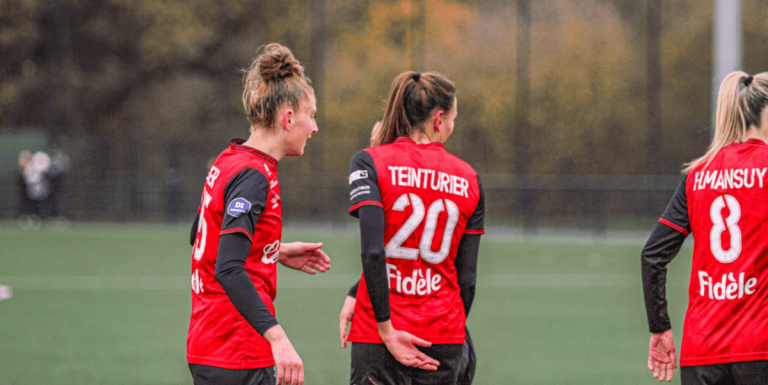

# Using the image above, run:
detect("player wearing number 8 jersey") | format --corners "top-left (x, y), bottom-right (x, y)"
top-left (347, 71), bottom-right (484, 385)
top-left (642, 71), bottom-right (768, 384)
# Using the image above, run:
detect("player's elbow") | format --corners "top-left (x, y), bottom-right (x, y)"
top-left (361, 247), bottom-right (386, 266)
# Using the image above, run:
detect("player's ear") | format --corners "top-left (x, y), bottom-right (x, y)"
top-left (281, 109), bottom-right (293, 131)
top-left (433, 110), bottom-right (444, 133)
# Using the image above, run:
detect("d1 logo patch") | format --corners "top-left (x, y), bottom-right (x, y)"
top-left (227, 198), bottom-right (251, 217)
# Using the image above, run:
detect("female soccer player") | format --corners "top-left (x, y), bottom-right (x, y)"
top-left (347, 71), bottom-right (484, 384)
top-left (642, 71), bottom-right (768, 384)
top-left (187, 43), bottom-right (330, 385)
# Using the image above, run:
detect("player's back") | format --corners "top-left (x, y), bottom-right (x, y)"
top-left (349, 137), bottom-right (483, 344)
top-left (682, 138), bottom-right (768, 366)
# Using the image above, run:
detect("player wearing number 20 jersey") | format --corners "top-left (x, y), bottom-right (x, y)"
top-left (348, 137), bottom-right (484, 344)
top-left (643, 72), bottom-right (768, 384)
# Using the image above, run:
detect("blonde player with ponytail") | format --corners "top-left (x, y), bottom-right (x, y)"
top-left (642, 71), bottom-right (768, 384)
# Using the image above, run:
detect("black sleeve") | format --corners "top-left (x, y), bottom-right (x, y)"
top-left (190, 213), bottom-right (200, 246)
top-left (465, 175), bottom-right (485, 232)
top-left (221, 168), bottom-right (270, 239)
top-left (641, 175), bottom-right (690, 333)
top-left (659, 175), bottom-right (691, 234)
top-left (455, 233), bottom-right (481, 317)
top-left (213, 168), bottom-right (277, 336)
top-left (358, 205), bottom-right (390, 323)
top-left (215, 233), bottom-right (278, 336)
top-left (348, 280), bottom-right (360, 298)
top-left (349, 150), bottom-right (382, 218)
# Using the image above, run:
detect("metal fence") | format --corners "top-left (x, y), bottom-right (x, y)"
top-left (1, 173), bottom-right (682, 234)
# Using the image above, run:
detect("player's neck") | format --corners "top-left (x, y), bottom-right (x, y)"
top-left (243, 126), bottom-right (285, 161)
top-left (409, 129), bottom-right (440, 145)
top-left (744, 124), bottom-right (768, 145)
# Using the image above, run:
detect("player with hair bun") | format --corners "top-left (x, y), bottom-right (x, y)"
top-left (187, 43), bottom-right (330, 385)
top-left (346, 71), bottom-right (484, 385)
top-left (642, 71), bottom-right (768, 384)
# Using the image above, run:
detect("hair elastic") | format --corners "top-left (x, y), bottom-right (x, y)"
top-left (412, 73), bottom-right (421, 82)
top-left (745, 75), bottom-right (754, 86)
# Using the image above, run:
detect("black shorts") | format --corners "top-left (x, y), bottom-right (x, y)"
top-left (189, 363), bottom-right (276, 385)
top-left (681, 360), bottom-right (768, 385)
top-left (457, 328), bottom-right (476, 385)
top-left (350, 342), bottom-right (463, 385)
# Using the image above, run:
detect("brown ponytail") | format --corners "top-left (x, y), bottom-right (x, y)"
top-left (684, 71), bottom-right (768, 172)
top-left (373, 71), bottom-right (456, 146)
top-left (242, 43), bottom-right (314, 128)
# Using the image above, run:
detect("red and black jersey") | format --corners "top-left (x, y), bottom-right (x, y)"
top-left (643, 138), bottom-right (768, 366)
top-left (348, 137), bottom-right (484, 345)
top-left (187, 139), bottom-right (282, 369)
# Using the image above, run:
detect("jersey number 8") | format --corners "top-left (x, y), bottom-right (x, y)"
top-left (710, 194), bottom-right (742, 264)
top-left (386, 193), bottom-right (459, 264)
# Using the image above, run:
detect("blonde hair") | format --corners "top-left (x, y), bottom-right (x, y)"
top-left (684, 71), bottom-right (768, 172)
top-left (242, 43), bottom-right (313, 128)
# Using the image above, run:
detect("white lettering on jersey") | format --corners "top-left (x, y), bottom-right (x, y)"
top-left (349, 170), bottom-right (369, 184)
top-left (387, 166), bottom-right (469, 198)
top-left (386, 264), bottom-right (442, 296)
top-left (698, 270), bottom-right (757, 300)
top-left (192, 269), bottom-right (204, 294)
top-left (206, 165), bottom-right (220, 188)
top-left (350, 185), bottom-right (371, 200)
top-left (693, 168), bottom-right (767, 191)
top-left (261, 240), bottom-right (280, 264)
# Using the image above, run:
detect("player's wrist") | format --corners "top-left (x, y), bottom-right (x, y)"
top-left (264, 324), bottom-right (288, 344)
top-left (377, 320), bottom-right (395, 339)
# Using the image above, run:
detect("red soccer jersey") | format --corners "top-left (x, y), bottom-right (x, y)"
top-left (664, 139), bottom-right (768, 366)
top-left (347, 137), bottom-right (485, 345)
top-left (187, 139), bottom-right (283, 369)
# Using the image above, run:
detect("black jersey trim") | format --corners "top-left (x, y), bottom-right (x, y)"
top-left (229, 139), bottom-right (278, 166)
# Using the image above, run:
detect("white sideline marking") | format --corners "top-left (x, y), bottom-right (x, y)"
top-left (0, 273), bottom-right (643, 290)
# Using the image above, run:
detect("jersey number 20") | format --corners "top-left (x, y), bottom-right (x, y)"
top-left (710, 194), bottom-right (741, 263)
top-left (386, 193), bottom-right (459, 264)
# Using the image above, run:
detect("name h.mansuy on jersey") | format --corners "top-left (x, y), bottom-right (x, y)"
top-left (692, 167), bottom-right (767, 191)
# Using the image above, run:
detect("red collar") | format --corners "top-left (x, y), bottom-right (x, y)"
top-left (229, 139), bottom-right (278, 166)
top-left (744, 138), bottom-right (767, 146)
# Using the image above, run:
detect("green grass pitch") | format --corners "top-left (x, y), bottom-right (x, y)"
top-left (0, 223), bottom-right (692, 384)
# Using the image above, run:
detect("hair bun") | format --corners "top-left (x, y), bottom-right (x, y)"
top-left (259, 43), bottom-right (304, 82)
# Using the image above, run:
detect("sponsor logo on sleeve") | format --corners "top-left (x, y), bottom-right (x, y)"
top-left (227, 198), bottom-right (251, 217)
top-left (261, 240), bottom-right (281, 264)
top-left (349, 170), bottom-right (368, 184)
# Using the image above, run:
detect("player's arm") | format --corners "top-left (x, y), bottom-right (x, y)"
top-left (340, 280), bottom-right (360, 348)
top-left (190, 213), bottom-right (199, 246)
top-left (641, 174), bottom-right (689, 382)
top-left (214, 168), bottom-right (278, 335)
top-left (641, 174), bottom-right (689, 334)
top-left (455, 175), bottom-right (485, 317)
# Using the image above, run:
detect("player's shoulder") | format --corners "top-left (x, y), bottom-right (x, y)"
top-left (442, 149), bottom-right (479, 179)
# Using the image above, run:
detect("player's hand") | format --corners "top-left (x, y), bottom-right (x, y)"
top-left (378, 321), bottom-right (440, 371)
top-left (339, 296), bottom-right (356, 348)
top-left (648, 330), bottom-right (677, 382)
top-left (265, 325), bottom-right (304, 385)
top-left (278, 242), bottom-right (331, 274)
